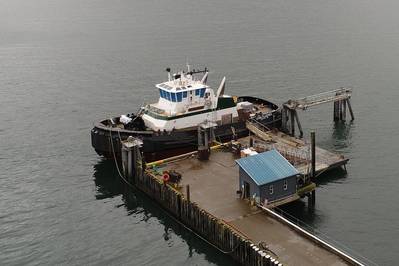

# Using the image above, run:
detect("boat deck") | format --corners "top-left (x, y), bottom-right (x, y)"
top-left (253, 103), bottom-right (274, 114)
top-left (155, 150), bottom-right (348, 265)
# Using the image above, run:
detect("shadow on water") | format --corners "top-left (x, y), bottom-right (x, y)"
top-left (330, 121), bottom-right (354, 149)
top-left (93, 159), bottom-right (237, 266)
top-left (315, 167), bottom-right (348, 186)
top-left (276, 168), bottom-right (348, 231)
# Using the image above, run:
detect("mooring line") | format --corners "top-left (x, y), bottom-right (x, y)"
top-left (109, 126), bottom-right (134, 188)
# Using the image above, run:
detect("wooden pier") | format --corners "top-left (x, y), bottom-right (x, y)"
top-left (118, 135), bottom-right (362, 266)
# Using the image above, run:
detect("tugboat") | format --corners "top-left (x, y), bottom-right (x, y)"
top-left (91, 67), bottom-right (281, 161)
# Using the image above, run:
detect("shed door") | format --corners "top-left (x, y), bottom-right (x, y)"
top-left (243, 181), bottom-right (250, 199)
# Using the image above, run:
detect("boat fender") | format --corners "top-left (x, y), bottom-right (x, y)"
top-left (162, 172), bottom-right (170, 182)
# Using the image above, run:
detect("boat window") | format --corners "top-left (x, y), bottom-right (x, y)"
top-left (159, 89), bottom-right (164, 99)
top-left (176, 92), bottom-right (182, 102)
top-left (283, 180), bottom-right (288, 190)
top-left (166, 91), bottom-right (171, 101)
top-left (182, 91), bottom-right (187, 98)
top-left (200, 88), bottom-right (206, 97)
top-left (171, 92), bottom-right (176, 102)
top-left (269, 185), bottom-right (274, 195)
top-left (176, 87), bottom-right (181, 91)
top-left (195, 89), bottom-right (200, 96)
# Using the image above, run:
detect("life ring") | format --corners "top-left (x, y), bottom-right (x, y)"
top-left (162, 172), bottom-right (170, 182)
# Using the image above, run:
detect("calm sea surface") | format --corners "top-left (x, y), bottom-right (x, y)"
top-left (1, 0), bottom-right (399, 265)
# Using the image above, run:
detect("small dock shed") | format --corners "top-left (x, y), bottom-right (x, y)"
top-left (236, 149), bottom-right (300, 205)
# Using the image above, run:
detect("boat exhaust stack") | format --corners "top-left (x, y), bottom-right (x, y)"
top-left (201, 71), bottom-right (209, 84)
top-left (216, 77), bottom-right (226, 98)
top-left (166, 67), bottom-right (171, 81)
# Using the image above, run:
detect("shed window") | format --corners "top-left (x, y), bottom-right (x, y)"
top-left (269, 185), bottom-right (274, 195)
top-left (283, 180), bottom-right (288, 190)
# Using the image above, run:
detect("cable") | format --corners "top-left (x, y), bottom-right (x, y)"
top-left (109, 126), bottom-right (134, 188)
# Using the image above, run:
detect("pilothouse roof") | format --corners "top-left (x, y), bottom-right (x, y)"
top-left (156, 67), bottom-right (209, 92)
top-left (156, 79), bottom-right (208, 92)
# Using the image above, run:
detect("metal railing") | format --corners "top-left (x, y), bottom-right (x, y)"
top-left (272, 207), bottom-right (378, 266)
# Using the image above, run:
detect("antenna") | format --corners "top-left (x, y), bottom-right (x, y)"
top-left (186, 58), bottom-right (190, 73)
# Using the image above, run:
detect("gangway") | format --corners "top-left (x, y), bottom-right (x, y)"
top-left (282, 87), bottom-right (354, 137)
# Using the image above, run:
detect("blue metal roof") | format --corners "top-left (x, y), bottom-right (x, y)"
top-left (236, 149), bottom-right (299, 186)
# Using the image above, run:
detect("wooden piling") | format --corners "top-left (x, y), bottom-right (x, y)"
top-left (293, 110), bottom-right (303, 138)
top-left (186, 184), bottom-right (190, 202)
top-left (290, 110), bottom-right (295, 136)
top-left (265, 254), bottom-right (271, 266)
top-left (310, 131), bottom-right (316, 179)
top-left (312, 190), bottom-right (316, 206)
top-left (281, 107), bottom-right (287, 133)
top-left (127, 148), bottom-right (133, 179)
top-left (346, 99), bottom-right (354, 120)
top-left (342, 100), bottom-right (347, 121)
top-left (335, 100), bottom-right (339, 121)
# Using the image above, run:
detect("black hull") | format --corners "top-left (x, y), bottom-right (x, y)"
top-left (91, 96), bottom-right (281, 162)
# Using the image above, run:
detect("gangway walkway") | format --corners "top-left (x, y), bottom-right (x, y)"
top-left (282, 88), bottom-right (354, 137)
top-left (245, 119), bottom-right (349, 178)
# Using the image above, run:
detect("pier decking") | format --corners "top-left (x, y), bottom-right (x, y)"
top-left (159, 150), bottom-right (348, 265)
top-left (245, 122), bottom-right (348, 177)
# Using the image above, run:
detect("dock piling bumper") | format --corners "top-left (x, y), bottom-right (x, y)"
top-left (121, 137), bottom-right (143, 184)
